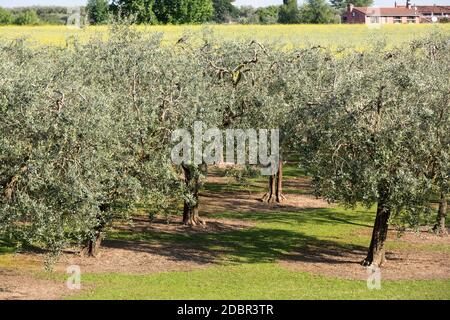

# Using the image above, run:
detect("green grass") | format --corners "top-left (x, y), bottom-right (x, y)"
top-left (0, 239), bottom-right (18, 254)
top-left (71, 264), bottom-right (450, 300)
top-left (203, 163), bottom-right (310, 194)
top-left (386, 242), bottom-right (450, 253)
top-left (69, 204), bottom-right (449, 299)
top-left (107, 206), bottom-right (374, 264)
top-left (283, 164), bottom-right (308, 178)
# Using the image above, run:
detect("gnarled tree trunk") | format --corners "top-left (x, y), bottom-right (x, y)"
top-left (182, 164), bottom-right (204, 226)
top-left (275, 160), bottom-right (286, 203)
top-left (261, 160), bottom-right (286, 203)
top-left (82, 205), bottom-right (108, 257)
top-left (362, 187), bottom-right (391, 267)
top-left (85, 233), bottom-right (102, 257)
top-left (2, 165), bottom-right (28, 202)
top-left (261, 174), bottom-right (276, 203)
top-left (433, 193), bottom-right (448, 236)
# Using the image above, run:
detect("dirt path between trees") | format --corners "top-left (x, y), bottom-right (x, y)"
top-left (0, 269), bottom-right (71, 300)
top-left (280, 231), bottom-right (450, 281)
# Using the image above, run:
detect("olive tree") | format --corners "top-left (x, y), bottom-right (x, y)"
top-left (295, 37), bottom-right (449, 266)
top-left (201, 39), bottom-right (289, 204)
top-left (251, 45), bottom-right (337, 204)
top-left (0, 27), bottom-right (181, 257)
top-left (166, 36), bottom-right (273, 225)
top-left (0, 39), bottom-right (131, 257)
top-left (408, 35), bottom-right (450, 236)
top-left (229, 44), bottom-right (297, 204)
top-left (1, 25), bottom-right (447, 266)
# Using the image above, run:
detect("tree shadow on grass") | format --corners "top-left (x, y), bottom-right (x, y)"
top-left (202, 207), bottom-right (374, 229)
top-left (0, 239), bottom-right (16, 255)
top-left (105, 208), bottom-right (372, 267)
top-left (0, 239), bottom-right (48, 255)
top-left (104, 227), bottom-right (369, 266)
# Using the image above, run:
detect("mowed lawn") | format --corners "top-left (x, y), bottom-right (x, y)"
top-left (2, 208), bottom-right (449, 299)
top-left (71, 264), bottom-right (449, 300)
top-left (68, 206), bottom-right (450, 300)
top-left (70, 166), bottom-right (449, 299)
top-left (1, 24), bottom-right (449, 49)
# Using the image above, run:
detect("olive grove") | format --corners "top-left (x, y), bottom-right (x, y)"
top-left (0, 26), bottom-right (448, 267)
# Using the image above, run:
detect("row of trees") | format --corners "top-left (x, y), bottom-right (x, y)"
top-left (279, 0), bottom-right (338, 24)
top-left (0, 7), bottom-right (42, 25)
top-left (278, 0), bottom-right (377, 24)
top-left (0, 0), bottom-right (374, 26)
top-left (107, 0), bottom-right (214, 24)
top-left (0, 6), bottom-right (91, 26)
top-left (95, 0), bottom-right (374, 25)
top-left (0, 26), bottom-right (448, 266)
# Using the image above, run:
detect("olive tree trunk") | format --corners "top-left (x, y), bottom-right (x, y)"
top-left (362, 187), bottom-right (391, 267)
top-left (82, 205), bottom-right (108, 257)
top-left (182, 164), bottom-right (204, 226)
top-left (275, 160), bottom-right (286, 203)
top-left (433, 193), bottom-right (448, 236)
top-left (85, 233), bottom-right (102, 257)
top-left (261, 160), bottom-right (286, 203)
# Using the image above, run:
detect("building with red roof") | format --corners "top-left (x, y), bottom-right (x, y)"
top-left (343, 1), bottom-right (450, 24)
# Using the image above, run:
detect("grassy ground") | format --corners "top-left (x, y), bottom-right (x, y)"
top-left (0, 240), bottom-right (16, 255)
top-left (0, 24), bottom-right (449, 49)
top-left (1, 164), bottom-right (449, 299)
top-left (71, 264), bottom-right (450, 300)
top-left (66, 165), bottom-right (448, 300)
top-left (68, 204), bottom-right (449, 299)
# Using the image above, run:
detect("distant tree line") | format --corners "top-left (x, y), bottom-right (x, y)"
top-left (0, 0), bottom-right (374, 26)
top-left (0, 6), bottom-right (87, 25)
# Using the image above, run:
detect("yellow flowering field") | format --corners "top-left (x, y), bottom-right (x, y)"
top-left (0, 24), bottom-right (449, 49)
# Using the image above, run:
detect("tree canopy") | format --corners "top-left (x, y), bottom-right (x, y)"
top-left (278, 0), bottom-right (300, 24)
top-left (87, 0), bottom-right (110, 24)
top-left (0, 7), bottom-right (13, 25)
top-left (330, 0), bottom-right (373, 10)
top-left (153, 0), bottom-right (213, 24)
top-left (212, 0), bottom-right (238, 23)
top-left (299, 0), bottom-right (338, 24)
top-left (13, 10), bottom-right (40, 25)
top-left (111, 0), bottom-right (213, 24)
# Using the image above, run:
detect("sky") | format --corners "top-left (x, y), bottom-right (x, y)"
top-left (1, 0), bottom-right (449, 8)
